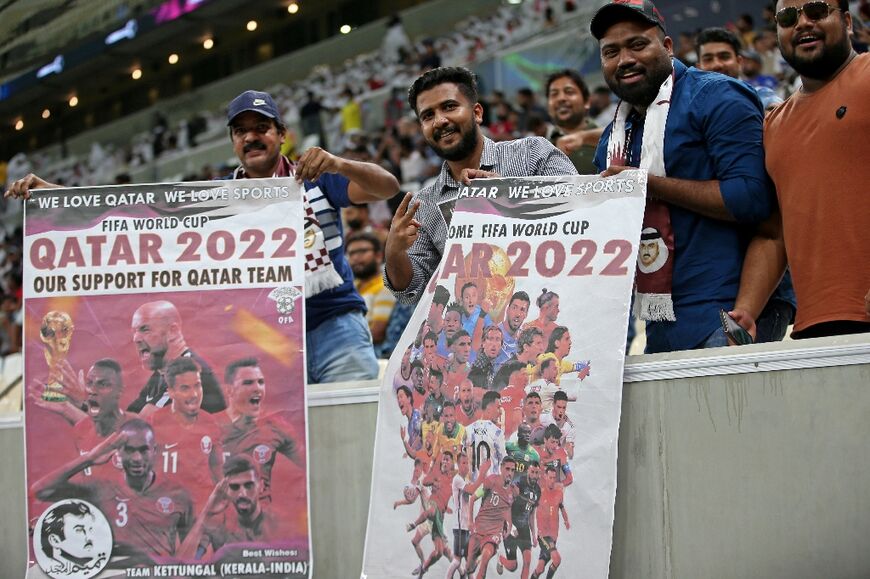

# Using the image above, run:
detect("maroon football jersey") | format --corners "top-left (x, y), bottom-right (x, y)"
top-left (201, 508), bottom-right (295, 552)
top-left (73, 417), bottom-right (125, 481)
top-left (474, 474), bottom-right (517, 536)
top-left (148, 408), bottom-right (223, 512)
top-left (88, 476), bottom-right (193, 558)
top-left (220, 412), bottom-right (302, 503)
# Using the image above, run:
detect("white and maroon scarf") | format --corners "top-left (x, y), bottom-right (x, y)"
top-left (606, 68), bottom-right (676, 321)
top-left (233, 155), bottom-right (343, 297)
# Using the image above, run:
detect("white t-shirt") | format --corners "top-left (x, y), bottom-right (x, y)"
top-left (451, 473), bottom-right (473, 531)
top-left (540, 412), bottom-right (576, 447)
top-left (463, 419), bottom-right (506, 477)
top-left (526, 378), bottom-right (560, 413)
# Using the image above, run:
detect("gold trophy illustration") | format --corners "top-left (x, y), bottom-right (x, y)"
top-left (454, 244), bottom-right (516, 322)
top-left (39, 311), bottom-right (75, 402)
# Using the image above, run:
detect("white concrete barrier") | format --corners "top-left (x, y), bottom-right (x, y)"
top-left (2, 334), bottom-right (869, 578)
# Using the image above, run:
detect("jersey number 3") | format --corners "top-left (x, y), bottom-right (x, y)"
top-left (115, 502), bottom-right (128, 527)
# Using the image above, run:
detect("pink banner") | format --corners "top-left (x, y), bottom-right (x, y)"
top-left (23, 179), bottom-right (311, 579)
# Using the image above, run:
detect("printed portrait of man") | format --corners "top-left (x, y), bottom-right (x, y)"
top-left (38, 500), bottom-right (109, 578)
top-left (637, 227), bottom-right (669, 274)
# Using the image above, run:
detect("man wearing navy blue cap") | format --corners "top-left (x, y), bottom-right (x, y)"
top-left (226, 89), bottom-right (400, 383)
top-left (590, 0), bottom-right (792, 353)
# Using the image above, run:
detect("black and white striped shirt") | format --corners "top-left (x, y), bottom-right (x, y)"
top-left (385, 136), bottom-right (578, 304)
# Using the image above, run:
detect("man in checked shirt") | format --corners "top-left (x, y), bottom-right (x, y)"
top-left (384, 67), bottom-right (577, 304)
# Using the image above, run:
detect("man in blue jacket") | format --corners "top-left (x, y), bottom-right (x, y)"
top-left (590, 1), bottom-right (789, 353)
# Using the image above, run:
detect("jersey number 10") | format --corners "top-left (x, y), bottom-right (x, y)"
top-left (472, 440), bottom-right (491, 472)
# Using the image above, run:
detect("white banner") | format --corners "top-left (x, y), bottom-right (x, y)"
top-left (363, 172), bottom-right (647, 578)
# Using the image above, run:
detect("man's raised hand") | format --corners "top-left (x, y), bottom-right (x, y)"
top-left (294, 147), bottom-right (342, 184)
top-left (386, 193), bottom-right (422, 254)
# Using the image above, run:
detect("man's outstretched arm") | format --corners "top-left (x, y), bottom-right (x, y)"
top-left (294, 147), bottom-right (399, 203)
top-left (32, 432), bottom-right (124, 501)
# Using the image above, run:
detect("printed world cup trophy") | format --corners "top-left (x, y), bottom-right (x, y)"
top-left (454, 244), bottom-right (516, 321)
top-left (39, 311), bottom-right (75, 402)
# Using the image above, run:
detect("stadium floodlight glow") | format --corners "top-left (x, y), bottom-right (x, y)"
top-left (246, 20), bottom-right (258, 31)
top-left (105, 19), bottom-right (138, 45)
top-left (340, 24), bottom-right (352, 34)
top-left (288, 2), bottom-right (299, 13)
top-left (203, 38), bottom-right (214, 49)
top-left (69, 96), bottom-right (79, 107)
top-left (168, 53), bottom-right (179, 64)
top-left (14, 119), bottom-right (23, 131)
top-left (42, 109), bottom-right (51, 119)
top-left (132, 68), bottom-right (143, 79)
top-left (36, 55), bottom-right (65, 79)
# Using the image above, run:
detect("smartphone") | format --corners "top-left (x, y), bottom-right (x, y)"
top-left (719, 309), bottom-right (754, 346)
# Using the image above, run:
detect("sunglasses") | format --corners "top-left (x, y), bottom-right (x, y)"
top-left (775, 1), bottom-right (841, 28)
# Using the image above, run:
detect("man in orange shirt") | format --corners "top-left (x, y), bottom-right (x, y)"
top-left (732, 0), bottom-right (870, 339)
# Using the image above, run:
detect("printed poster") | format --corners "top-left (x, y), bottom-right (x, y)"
top-left (362, 172), bottom-right (646, 579)
top-left (22, 179), bottom-right (311, 578)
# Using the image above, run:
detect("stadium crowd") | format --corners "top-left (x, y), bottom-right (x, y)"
top-left (2, 0), bottom-right (869, 370)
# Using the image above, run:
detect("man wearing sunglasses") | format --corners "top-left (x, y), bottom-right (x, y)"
top-left (732, 1), bottom-right (870, 340)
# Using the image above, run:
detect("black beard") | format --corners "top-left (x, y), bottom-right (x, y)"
top-left (428, 125), bottom-right (479, 162)
top-left (784, 37), bottom-right (852, 81)
top-left (149, 349), bottom-right (167, 371)
top-left (352, 261), bottom-right (379, 279)
top-left (607, 58), bottom-right (673, 108)
top-left (555, 111), bottom-right (585, 132)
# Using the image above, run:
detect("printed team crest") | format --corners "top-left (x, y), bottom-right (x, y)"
top-left (156, 496), bottom-right (174, 514)
top-left (253, 444), bottom-right (272, 464)
top-left (268, 286), bottom-right (302, 322)
top-left (200, 435), bottom-right (213, 454)
top-left (33, 499), bottom-right (113, 579)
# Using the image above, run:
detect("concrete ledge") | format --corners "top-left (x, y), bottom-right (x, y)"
top-left (2, 333), bottom-right (869, 578)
